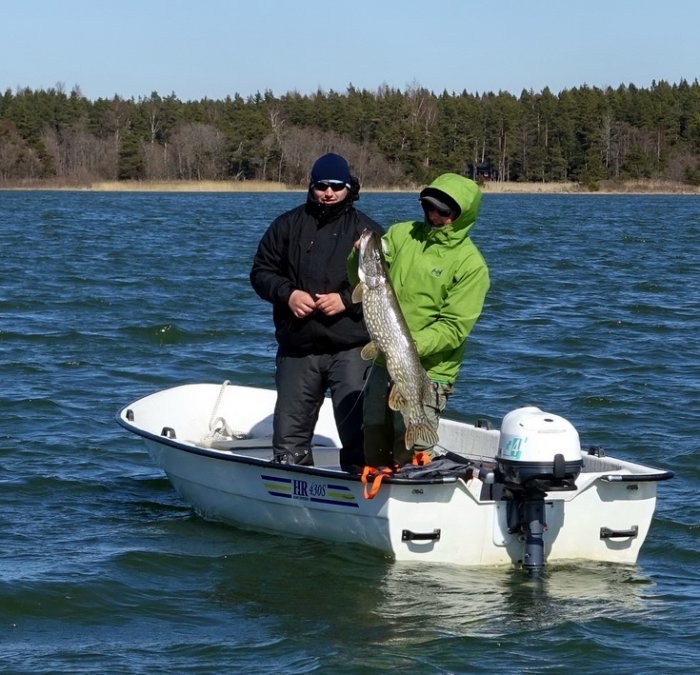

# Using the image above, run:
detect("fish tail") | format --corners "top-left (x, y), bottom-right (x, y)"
top-left (404, 420), bottom-right (439, 450)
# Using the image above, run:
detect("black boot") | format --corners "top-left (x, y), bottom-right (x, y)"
top-left (363, 424), bottom-right (394, 468)
top-left (273, 448), bottom-right (314, 466)
top-left (339, 445), bottom-right (365, 473)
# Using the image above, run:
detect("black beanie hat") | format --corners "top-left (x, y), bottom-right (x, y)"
top-left (419, 187), bottom-right (461, 218)
top-left (310, 153), bottom-right (352, 186)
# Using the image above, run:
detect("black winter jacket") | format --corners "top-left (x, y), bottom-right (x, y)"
top-left (250, 195), bottom-right (384, 355)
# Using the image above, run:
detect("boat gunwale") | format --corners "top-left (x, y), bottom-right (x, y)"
top-left (116, 382), bottom-right (676, 487)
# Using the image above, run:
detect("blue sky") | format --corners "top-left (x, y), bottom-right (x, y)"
top-left (2, 0), bottom-right (698, 101)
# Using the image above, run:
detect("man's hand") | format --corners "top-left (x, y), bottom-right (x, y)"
top-left (315, 292), bottom-right (345, 316)
top-left (288, 290), bottom-right (317, 318)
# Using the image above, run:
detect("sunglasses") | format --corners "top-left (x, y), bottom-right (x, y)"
top-left (422, 201), bottom-right (452, 217)
top-left (313, 182), bottom-right (347, 192)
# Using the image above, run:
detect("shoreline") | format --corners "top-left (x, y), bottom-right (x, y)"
top-left (1, 179), bottom-right (699, 195)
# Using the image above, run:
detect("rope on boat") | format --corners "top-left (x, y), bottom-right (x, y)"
top-left (208, 380), bottom-right (230, 431)
top-left (199, 380), bottom-right (248, 446)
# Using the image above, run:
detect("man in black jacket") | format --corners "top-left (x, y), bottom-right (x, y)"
top-left (250, 153), bottom-right (384, 471)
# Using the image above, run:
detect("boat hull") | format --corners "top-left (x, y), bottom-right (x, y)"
top-left (118, 383), bottom-right (672, 567)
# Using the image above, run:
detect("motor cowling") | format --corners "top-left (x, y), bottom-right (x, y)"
top-left (497, 406), bottom-right (582, 492)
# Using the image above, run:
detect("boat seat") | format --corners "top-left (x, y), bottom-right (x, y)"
top-left (205, 435), bottom-right (339, 465)
top-left (581, 455), bottom-right (623, 472)
top-left (207, 436), bottom-right (275, 450)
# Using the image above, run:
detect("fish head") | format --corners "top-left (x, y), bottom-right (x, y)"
top-left (357, 230), bottom-right (387, 288)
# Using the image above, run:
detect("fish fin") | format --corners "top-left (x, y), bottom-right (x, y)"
top-left (351, 284), bottom-right (363, 303)
top-left (404, 421), bottom-right (439, 450)
top-left (421, 375), bottom-right (436, 404)
top-left (388, 384), bottom-right (406, 411)
top-left (360, 341), bottom-right (380, 360)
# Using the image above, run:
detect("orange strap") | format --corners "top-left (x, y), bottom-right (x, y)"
top-left (361, 465), bottom-right (394, 499)
top-left (412, 452), bottom-right (432, 466)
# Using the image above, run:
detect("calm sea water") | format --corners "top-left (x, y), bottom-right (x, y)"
top-left (1, 190), bottom-right (699, 673)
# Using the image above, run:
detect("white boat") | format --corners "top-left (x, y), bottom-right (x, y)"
top-left (117, 381), bottom-right (673, 571)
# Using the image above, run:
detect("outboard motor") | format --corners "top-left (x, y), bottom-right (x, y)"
top-left (496, 407), bottom-right (583, 574)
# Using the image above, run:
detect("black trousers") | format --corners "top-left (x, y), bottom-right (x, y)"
top-left (273, 347), bottom-right (369, 471)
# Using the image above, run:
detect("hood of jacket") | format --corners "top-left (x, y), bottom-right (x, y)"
top-left (421, 173), bottom-right (482, 246)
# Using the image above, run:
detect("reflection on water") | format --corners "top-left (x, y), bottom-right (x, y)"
top-left (212, 531), bottom-right (655, 648)
top-left (368, 560), bottom-right (652, 640)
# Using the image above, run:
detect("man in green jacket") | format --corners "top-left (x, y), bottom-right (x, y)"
top-left (357, 173), bottom-right (490, 467)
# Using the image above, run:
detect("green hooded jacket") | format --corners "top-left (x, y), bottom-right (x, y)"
top-left (351, 173), bottom-right (489, 384)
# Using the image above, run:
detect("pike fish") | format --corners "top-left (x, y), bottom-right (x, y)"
top-left (352, 230), bottom-right (439, 450)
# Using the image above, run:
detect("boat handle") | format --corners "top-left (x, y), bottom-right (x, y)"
top-left (601, 471), bottom-right (674, 482)
top-left (600, 526), bottom-right (638, 540)
top-left (402, 529), bottom-right (441, 542)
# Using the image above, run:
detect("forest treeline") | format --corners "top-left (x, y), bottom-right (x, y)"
top-left (2, 79), bottom-right (700, 188)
